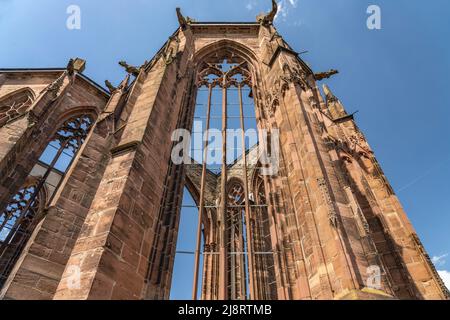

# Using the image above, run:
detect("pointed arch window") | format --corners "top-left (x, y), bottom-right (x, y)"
top-left (169, 48), bottom-right (278, 300)
top-left (0, 113), bottom-right (94, 287)
top-left (0, 88), bottom-right (35, 127)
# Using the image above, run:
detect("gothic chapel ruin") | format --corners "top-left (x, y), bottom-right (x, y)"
top-left (0, 1), bottom-right (448, 300)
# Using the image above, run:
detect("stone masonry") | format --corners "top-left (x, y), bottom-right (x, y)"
top-left (0, 3), bottom-right (448, 300)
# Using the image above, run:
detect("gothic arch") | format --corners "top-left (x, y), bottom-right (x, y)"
top-left (193, 39), bottom-right (262, 91)
top-left (194, 39), bottom-right (259, 67)
top-left (192, 39), bottom-right (269, 134)
top-left (184, 174), bottom-right (201, 206)
top-left (0, 87), bottom-right (35, 127)
top-left (50, 106), bottom-right (98, 138)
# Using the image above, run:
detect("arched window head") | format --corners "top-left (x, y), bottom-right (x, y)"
top-left (0, 88), bottom-right (35, 127)
top-left (196, 60), bottom-right (253, 89)
top-left (54, 115), bottom-right (94, 152)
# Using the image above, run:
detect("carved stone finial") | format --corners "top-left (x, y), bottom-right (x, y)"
top-left (118, 74), bottom-right (130, 90)
top-left (314, 69), bottom-right (339, 81)
top-left (257, 0), bottom-right (278, 26)
top-left (186, 16), bottom-right (196, 24)
top-left (105, 80), bottom-right (117, 93)
top-left (118, 61), bottom-right (140, 77)
top-left (66, 58), bottom-right (86, 75)
top-left (323, 84), bottom-right (337, 102)
top-left (47, 72), bottom-right (66, 97)
top-left (66, 59), bottom-right (75, 76)
top-left (105, 74), bottom-right (130, 94)
top-left (176, 7), bottom-right (188, 30)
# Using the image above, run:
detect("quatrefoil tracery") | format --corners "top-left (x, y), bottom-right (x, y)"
top-left (0, 90), bottom-right (34, 127)
top-left (196, 61), bottom-right (252, 88)
top-left (54, 115), bottom-right (93, 152)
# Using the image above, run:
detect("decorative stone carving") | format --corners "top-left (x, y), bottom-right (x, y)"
top-left (104, 80), bottom-right (117, 93)
top-left (103, 74), bottom-right (130, 98)
top-left (257, 0), bottom-right (278, 27)
top-left (314, 69), bottom-right (339, 81)
top-left (176, 8), bottom-right (195, 30)
top-left (280, 63), bottom-right (310, 92)
top-left (264, 82), bottom-right (281, 118)
top-left (317, 177), bottom-right (338, 227)
top-left (0, 89), bottom-right (34, 127)
top-left (46, 71), bottom-right (66, 98)
top-left (118, 60), bottom-right (140, 77)
top-left (165, 35), bottom-right (181, 65)
top-left (308, 94), bottom-right (319, 109)
top-left (66, 58), bottom-right (75, 76)
top-left (176, 7), bottom-right (188, 30)
top-left (323, 84), bottom-right (338, 103)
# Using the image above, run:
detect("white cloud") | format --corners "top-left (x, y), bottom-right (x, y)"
top-left (245, 0), bottom-right (257, 11)
top-left (438, 270), bottom-right (450, 290)
top-left (288, 0), bottom-right (299, 8)
top-left (275, 0), bottom-right (300, 22)
top-left (246, 0), bottom-right (300, 23)
top-left (432, 253), bottom-right (448, 267)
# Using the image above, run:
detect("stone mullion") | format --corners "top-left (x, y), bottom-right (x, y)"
top-left (201, 242), bottom-right (210, 300)
top-left (210, 221), bottom-right (219, 300)
top-left (251, 206), bottom-right (264, 299)
top-left (202, 217), bottom-right (215, 300)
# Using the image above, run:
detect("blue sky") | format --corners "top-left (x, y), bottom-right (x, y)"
top-left (1, 0), bottom-right (449, 298)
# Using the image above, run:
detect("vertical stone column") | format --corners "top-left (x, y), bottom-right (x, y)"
top-left (53, 33), bottom-right (195, 299)
top-left (321, 84), bottom-right (449, 299)
top-left (263, 50), bottom-right (374, 299)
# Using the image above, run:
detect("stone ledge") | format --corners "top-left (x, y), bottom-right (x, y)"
top-left (336, 287), bottom-right (396, 300)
